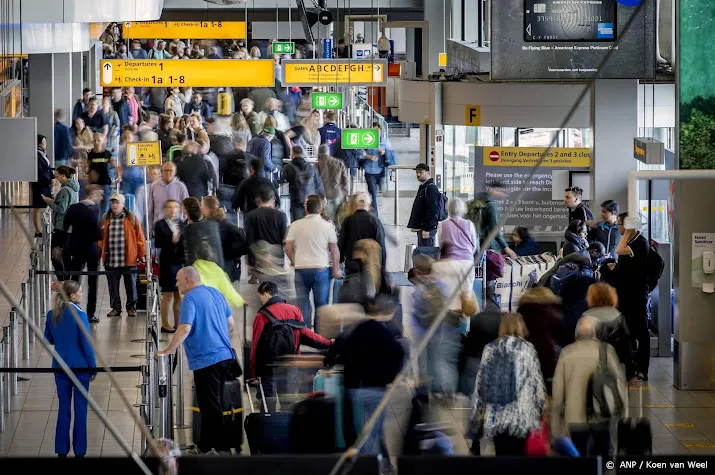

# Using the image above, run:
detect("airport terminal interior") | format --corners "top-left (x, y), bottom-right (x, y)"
top-left (2, 0), bottom-right (715, 472)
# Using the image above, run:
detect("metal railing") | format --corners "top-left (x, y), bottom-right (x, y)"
top-left (387, 165), bottom-right (418, 226)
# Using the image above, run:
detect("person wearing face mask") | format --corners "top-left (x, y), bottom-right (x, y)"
top-left (44, 280), bottom-right (97, 458)
top-left (564, 186), bottom-right (593, 227)
top-left (154, 200), bottom-right (185, 333)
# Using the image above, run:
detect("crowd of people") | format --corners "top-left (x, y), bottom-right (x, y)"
top-left (34, 29), bottom-right (657, 464)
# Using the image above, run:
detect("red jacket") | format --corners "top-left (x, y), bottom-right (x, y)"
top-left (250, 299), bottom-right (331, 377)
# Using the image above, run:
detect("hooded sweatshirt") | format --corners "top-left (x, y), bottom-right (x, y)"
top-left (281, 156), bottom-right (326, 205)
top-left (48, 176), bottom-right (80, 231)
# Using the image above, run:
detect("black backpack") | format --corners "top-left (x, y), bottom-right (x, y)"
top-left (646, 240), bottom-right (665, 293)
top-left (586, 343), bottom-right (625, 420)
top-left (255, 307), bottom-right (305, 376)
top-left (291, 163), bottom-right (317, 204)
top-left (429, 183), bottom-right (448, 221)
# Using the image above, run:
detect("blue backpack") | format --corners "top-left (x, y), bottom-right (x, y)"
top-left (549, 262), bottom-right (593, 297)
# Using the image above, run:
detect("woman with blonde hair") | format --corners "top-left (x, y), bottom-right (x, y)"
top-left (201, 195), bottom-right (246, 282)
top-left (230, 111), bottom-right (252, 145)
top-left (249, 46), bottom-right (261, 59)
top-left (470, 312), bottom-right (546, 456)
top-left (285, 108), bottom-right (321, 149)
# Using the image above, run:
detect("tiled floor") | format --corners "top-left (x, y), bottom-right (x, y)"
top-left (2, 183), bottom-right (715, 458)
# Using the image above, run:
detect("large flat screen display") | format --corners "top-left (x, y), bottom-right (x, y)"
top-left (492, 0), bottom-right (655, 80)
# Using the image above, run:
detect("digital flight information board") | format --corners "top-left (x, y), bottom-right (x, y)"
top-left (491, 0), bottom-right (654, 80)
top-left (524, 0), bottom-right (617, 42)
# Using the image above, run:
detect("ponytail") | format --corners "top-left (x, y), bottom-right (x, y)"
top-left (51, 280), bottom-right (82, 325)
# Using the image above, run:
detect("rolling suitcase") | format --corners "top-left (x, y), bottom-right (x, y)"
top-left (412, 246), bottom-right (440, 261)
top-left (244, 378), bottom-right (293, 454)
top-left (330, 277), bottom-right (343, 304)
top-left (617, 383), bottom-right (652, 455)
top-left (313, 369), bottom-right (346, 449)
top-left (191, 377), bottom-right (244, 451)
top-left (290, 392), bottom-right (337, 453)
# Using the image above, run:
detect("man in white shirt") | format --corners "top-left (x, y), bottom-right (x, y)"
top-left (285, 195), bottom-right (341, 331)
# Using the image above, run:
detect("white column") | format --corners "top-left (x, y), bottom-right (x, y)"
top-left (592, 79), bottom-right (639, 208)
top-left (53, 53), bottom-right (73, 128)
top-left (71, 51), bottom-right (84, 121)
top-left (424, 0), bottom-right (445, 75)
top-left (28, 54), bottom-right (55, 164)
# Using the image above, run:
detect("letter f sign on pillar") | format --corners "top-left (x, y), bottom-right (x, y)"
top-left (465, 105), bottom-right (481, 126)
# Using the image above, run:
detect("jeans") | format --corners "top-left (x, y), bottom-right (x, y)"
top-left (55, 373), bottom-right (91, 456)
top-left (106, 266), bottom-right (138, 311)
top-left (101, 185), bottom-right (112, 214)
top-left (294, 268), bottom-right (330, 330)
top-left (69, 245), bottom-right (100, 317)
top-left (417, 230), bottom-right (437, 247)
top-left (365, 173), bottom-right (380, 216)
top-left (120, 166), bottom-right (144, 196)
top-left (290, 202), bottom-right (305, 223)
top-left (346, 388), bottom-right (390, 461)
top-left (416, 324), bottom-right (462, 394)
top-left (193, 359), bottom-right (232, 453)
top-left (218, 184), bottom-right (237, 225)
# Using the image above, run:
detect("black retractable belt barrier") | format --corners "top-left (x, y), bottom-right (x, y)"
top-left (0, 366), bottom-right (142, 373)
top-left (35, 269), bottom-right (139, 276)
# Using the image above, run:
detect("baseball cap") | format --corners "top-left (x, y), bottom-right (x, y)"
top-left (414, 163), bottom-right (430, 172)
top-left (355, 191), bottom-right (372, 206)
top-left (262, 126), bottom-right (276, 135)
top-left (109, 193), bottom-right (125, 205)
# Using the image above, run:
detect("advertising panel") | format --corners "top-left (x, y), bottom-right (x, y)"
top-left (491, 0), bottom-right (655, 80)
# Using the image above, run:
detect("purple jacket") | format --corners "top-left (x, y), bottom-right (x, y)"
top-left (147, 177), bottom-right (189, 226)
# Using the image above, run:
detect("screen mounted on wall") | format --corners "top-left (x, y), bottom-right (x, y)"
top-left (492, 0), bottom-right (655, 80)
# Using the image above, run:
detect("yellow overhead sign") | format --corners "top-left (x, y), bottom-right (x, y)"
top-left (282, 59), bottom-right (388, 86)
top-left (465, 105), bottom-right (481, 126)
top-left (100, 60), bottom-right (275, 88)
top-left (483, 147), bottom-right (591, 168)
top-left (127, 142), bottom-right (162, 166)
top-left (122, 21), bottom-right (247, 39)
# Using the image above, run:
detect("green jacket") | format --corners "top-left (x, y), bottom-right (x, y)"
top-left (50, 177), bottom-right (80, 232)
top-left (465, 192), bottom-right (508, 252)
top-left (193, 259), bottom-right (245, 308)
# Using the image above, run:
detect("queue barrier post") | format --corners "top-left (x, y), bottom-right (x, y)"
top-left (9, 310), bottom-right (18, 395)
top-left (29, 249), bottom-right (39, 344)
top-left (156, 353), bottom-right (172, 440)
top-left (0, 330), bottom-right (5, 430)
top-left (21, 281), bottom-right (30, 360)
top-left (3, 326), bottom-right (11, 413)
top-left (175, 344), bottom-right (186, 429)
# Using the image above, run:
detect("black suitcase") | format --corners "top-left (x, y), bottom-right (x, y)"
top-left (413, 246), bottom-right (440, 261)
top-left (290, 392), bottom-right (337, 454)
top-left (617, 384), bottom-right (652, 455)
top-left (192, 377), bottom-right (244, 451)
top-left (244, 378), bottom-right (293, 454)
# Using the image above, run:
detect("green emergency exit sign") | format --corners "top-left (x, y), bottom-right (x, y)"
top-left (312, 92), bottom-right (343, 110)
top-left (341, 129), bottom-right (379, 149)
top-left (272, 41), bottom-right (295, 55)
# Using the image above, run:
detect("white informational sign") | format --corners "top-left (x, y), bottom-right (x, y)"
top-left (692, 233), bottom-right (715, 291)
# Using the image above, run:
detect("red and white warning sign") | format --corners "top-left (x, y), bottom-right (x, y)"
top-left (489, 150), bottom-right (500, 162)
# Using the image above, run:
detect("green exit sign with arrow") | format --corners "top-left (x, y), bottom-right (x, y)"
top-left (272, 41), bottom-right (295, 55)
top-left (312, 92), bottom-right (343, 110)
top-left (341, 129), bottom-right (379, 149)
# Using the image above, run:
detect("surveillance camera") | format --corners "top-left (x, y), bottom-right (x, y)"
top-left (318, 9), bottom-right (333, 25)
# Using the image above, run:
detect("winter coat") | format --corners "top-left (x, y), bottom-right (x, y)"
top-left (407, 178), bottom-right (442, 232)
top-left (563, 230), bottom-right (588, 257)
top-left (281, 156), bottom-right (326, 205)
top-left (582, 306), bottom-right (634, 378)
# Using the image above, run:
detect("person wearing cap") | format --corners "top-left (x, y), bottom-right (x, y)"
top-left (602, 212), bottom-right (650, 381)
top-left (101, 193), bottom-right (146, 318)
top-left (247, 126), bottom-right (277, 179)
top-left (407, 163), bottom-right (442, 247)
top-left (338, 191), bottom-right (387, 268)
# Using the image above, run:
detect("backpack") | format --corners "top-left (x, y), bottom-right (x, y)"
top-left (549, 262), bottom-right (593, 297)
top-left (254, 306), bottom-right (305, 376)
top-left (477, 340), bottom-right (517, 405)
top-left (429, 183), bottom-right (448, 221)
top-left (586, 343), bottom-right (625, 420)
top-left (413, 276), bottom-right (447, 330)
top-left (291, 163), bottom-right (317, 204)
top-left (646, 240), bottom-right (665, 293)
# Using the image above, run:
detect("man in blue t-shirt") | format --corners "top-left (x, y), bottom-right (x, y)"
top-left (158, 266), bottom-right (235, 454)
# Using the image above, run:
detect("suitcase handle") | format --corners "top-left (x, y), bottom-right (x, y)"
top-left (246, 377), bottom-right (270, 414)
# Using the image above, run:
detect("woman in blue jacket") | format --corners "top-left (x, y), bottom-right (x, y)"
top-left (511, 226), bottom-right (539, 256)
top-left (44, 280), bottom-right (97, 458)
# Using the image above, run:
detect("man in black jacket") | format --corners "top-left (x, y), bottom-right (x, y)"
top-left (64, 185), bottom-right (103, 323)
top-left (407, 163), bottom-right (442, 247)
top-left (587, 199), bottom-right (622, 259)
top-left (338, 191), bottom-right (386, 267)
top-left (176, 141), bottom-right (213, 199)
top-left (232, 158), bottom-right (280, 215)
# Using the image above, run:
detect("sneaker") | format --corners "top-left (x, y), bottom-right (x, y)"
top-left (88, 315), bottom-right (100, 324)
top-left (161, 326), bottom-right (176, 334)
top-left (635, 372), bottom-right (649, 382)
top-left (127, 309), bottom-right (137, 317)
top-left (107, 309), bottom-right (121, 317)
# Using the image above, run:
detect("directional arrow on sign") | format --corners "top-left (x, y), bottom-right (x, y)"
top-left (363, 133), bottom-right (375, 145)
top-left (374, 65), bottom-right (381, 71)
top-left (104, 63), bottom-right (111, 71)
top-left (526, 23), bottom-right (532, 36)
top-left (328, 96), bottom-right (339, 107)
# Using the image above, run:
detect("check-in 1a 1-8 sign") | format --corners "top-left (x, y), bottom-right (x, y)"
top-left (312, 92), bottom-right (343, 109)
top-left (341, 129), bottom-right (379, 149)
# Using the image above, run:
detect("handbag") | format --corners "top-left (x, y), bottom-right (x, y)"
top-left (526, 419), bottom-right (551, 456)
top-left (485, 250), bottom-right (505, 281)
